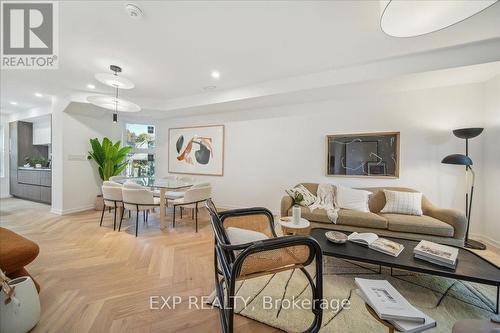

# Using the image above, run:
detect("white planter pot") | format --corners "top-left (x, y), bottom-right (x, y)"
top-left (0, 276), bottom-right (41, 333)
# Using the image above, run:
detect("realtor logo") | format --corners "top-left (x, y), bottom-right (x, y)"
top-left (1, 1), bottom-right (59, 69)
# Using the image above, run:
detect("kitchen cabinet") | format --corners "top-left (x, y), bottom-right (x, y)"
top-left (40, 187), bottom-right (51, 204)
top-left (9, 121), bottom-right (51, 204)
top-left (33, 118), bottom-right (51, 145)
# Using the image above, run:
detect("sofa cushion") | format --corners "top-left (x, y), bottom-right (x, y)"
top-left (382, 214), bottom-right (454, 237)
top-left (337, 209), bottom-right (388, 229)
top-left (290, 207), bottom-right (388, 229)
top-left (381, 190), bottom-right (423, 216)
top-left (289, 206), bottom-right (331, 224)
top-left (336, 185), bottom-right (371, 212)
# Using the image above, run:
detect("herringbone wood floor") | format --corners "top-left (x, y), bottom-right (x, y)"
top-left (0, 198), bottom-right (281, 333)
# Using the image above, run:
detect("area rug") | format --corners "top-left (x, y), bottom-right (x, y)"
top-left (210, 257), bottom-right (499, 332)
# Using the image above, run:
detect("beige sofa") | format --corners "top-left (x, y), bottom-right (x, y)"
top-left (281, 183), bottom-right (467, 247)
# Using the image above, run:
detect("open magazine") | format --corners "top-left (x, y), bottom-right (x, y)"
top-left (348, 232), bottom-right (404, 257)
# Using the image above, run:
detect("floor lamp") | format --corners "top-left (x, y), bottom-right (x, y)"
top-left (441, 127), bottom-right (485, 250)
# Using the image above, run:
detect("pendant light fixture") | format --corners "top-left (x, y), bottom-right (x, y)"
top-left (87, 65), bottom-right (140, 122)
top-left (380, 0), bottom-right (498, 37)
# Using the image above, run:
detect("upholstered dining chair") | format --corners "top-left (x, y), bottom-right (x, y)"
top-left (166, 176), bottom-right (197, 201)
top-left (121, 182), bottom-right (160, 237)
top-left (101, 181), bottom-right (124, 230)
top-left (153, 176), bottom-right (187, 202)
top-left (205, 199), bottom-right (323, 333)
top-left (192, 182), bottom-right (211, 188)
top-left (109, 175), bottom-right (129, 183)
top-left (170, 186), bottom-right (212, 232)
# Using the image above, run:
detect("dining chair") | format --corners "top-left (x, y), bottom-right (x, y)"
top-left (205, 199), bottom-right (323, 333)
top-left (192, 182), bottom-right (211, 188)
top-left (153, 176), bottom-right (186, 202)
top-left (170, 186), bottom-right (212, 232)
top-left (121, 183), bottom-right (160, 237)
top-left (101, 182), bottom-right (123, 230)
top-left (109, 175), bottom-right (129, 183)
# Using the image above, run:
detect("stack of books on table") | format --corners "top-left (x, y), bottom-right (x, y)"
top-left (413, 240), bottom-right (458, 269)
top-left (355, 278), bottom-right (436, 333)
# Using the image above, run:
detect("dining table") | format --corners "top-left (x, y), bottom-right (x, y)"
top-left (115, 177), bottom-right (194, 229)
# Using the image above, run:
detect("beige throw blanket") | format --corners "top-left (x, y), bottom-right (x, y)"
top-left (309, 183), bottom-right (339, 224)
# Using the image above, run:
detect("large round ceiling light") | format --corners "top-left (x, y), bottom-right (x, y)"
top-left (87, 95), bottom-right (141, 112)
top-left (90, 65), bottom-right (140, 122)
top-left (380, 0), bottom-right (498, 37)
top-left (95, 73), bottom-right (134, 89)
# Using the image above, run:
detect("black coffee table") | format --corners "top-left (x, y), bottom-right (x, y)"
top-left (310, 228), bottom-right (500, 314)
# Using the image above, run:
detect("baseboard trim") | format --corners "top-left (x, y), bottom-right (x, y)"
top-left (51, 205), bottom-right (96, 215)
top-left (469, 233), bottom-right (500, 253)
top-left (0, 195), bottom-right (13, 199)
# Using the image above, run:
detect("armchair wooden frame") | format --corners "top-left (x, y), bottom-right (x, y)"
top-left (205, 199), bottom-right (323, 333)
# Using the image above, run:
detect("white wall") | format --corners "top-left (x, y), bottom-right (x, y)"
top-left (0, 114), bottom-right (10, 198)
top-left (157, 83), bottom-right (486, 235)
top-left (51, 103), bottom-right (121, 214)
top-left (480, 76), bottom-right (500, 247)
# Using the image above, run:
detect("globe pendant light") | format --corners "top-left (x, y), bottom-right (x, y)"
top-left (87, 65), bottom-right (140, 122)
top-left (380, 0), bottom-right (498, 37)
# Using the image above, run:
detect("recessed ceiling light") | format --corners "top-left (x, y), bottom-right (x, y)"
top-left (211, 70), bottom-right (220, 79)
top-left (35, 92), bottom-right (43, 98)
top-left (203, 85), bottom-right (217, 91)
top-left (10, 101), bottom-right (18, 105)
top-left (87, 84), bottom-right (96, 89)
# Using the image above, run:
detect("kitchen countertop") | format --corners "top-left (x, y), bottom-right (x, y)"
top-left (18, 167), bottom-right (52, 171)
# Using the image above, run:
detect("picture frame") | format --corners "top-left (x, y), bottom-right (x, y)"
top-left (168, 125), bottom-right (225, 176)
top-left (326, 131), bottom-right (399, 178)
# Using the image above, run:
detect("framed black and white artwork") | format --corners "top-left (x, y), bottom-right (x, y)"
top-left (326, 132), bottom-right (399, 178)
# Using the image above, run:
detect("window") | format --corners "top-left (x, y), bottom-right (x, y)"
top-left (124, 123), bottom-right (156, 181)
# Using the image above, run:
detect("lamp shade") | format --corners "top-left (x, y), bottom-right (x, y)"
top-left (380, 0), bottom-right (498, 37)
top-left (452, 128), bottom-right (484, 139)
top-left (441, 154), bottom-right (473, 166)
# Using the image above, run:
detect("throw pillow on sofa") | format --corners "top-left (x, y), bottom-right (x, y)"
top-left (286, 184), bottom-right (316, 206)
top-left (336, 185), bottom-right (371, 212)
top-left (381, 190), bottom-right (423, 216)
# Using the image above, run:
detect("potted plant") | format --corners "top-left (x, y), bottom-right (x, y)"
top-left (87, 138), bottom-right (132, 210)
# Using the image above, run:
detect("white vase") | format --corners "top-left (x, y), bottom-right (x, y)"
top-left (0, 276), bottom-right (41, 333)
top-left (292, 205), bottom-right (301, 225)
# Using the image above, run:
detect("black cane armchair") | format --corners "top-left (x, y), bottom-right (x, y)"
top-left (205, 199), bottom-right (323, 333)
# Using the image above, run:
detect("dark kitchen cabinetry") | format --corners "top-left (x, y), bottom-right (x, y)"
top-left (9, 121), bottom-right (52, 204)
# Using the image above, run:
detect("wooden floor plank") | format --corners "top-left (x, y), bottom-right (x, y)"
top-left (0, 198), bottom-right (280, 333)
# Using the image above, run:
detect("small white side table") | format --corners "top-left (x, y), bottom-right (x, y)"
top-left (278, 217), bottom-right (310, 235)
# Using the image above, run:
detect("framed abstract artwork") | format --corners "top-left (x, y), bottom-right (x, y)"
top-left (168, 125), bottom-right (225, 176)
top-left (326, 132), bottom-right (399, 178)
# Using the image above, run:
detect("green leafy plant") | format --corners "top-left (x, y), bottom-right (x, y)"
top-left (87, 138), bottom-right (132, 181)
top-left (24, 156), bottom-right (48, 167)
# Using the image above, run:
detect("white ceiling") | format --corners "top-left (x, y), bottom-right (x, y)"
top-left (2, 0), bottom-right (500, 115)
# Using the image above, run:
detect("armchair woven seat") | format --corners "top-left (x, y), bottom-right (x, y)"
top-left (205, 199), bottom-right (323, 333)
